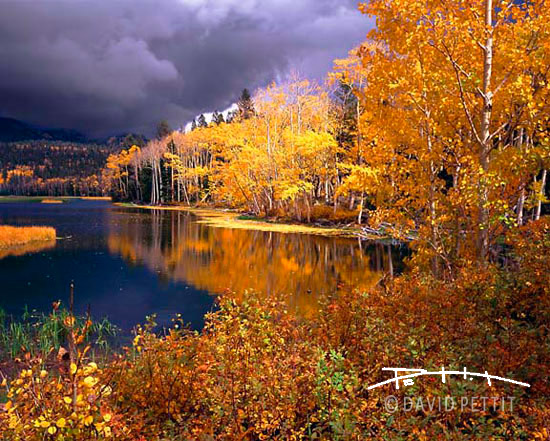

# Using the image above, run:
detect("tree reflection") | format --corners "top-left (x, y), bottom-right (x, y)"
top-left (107, 209), bottom-right (404, 316)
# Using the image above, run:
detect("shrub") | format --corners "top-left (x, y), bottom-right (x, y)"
top-left (1, 361), bottom-right (122, 440)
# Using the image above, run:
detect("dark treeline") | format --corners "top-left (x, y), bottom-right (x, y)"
top-left (0, 141), bottom-right (113, 196)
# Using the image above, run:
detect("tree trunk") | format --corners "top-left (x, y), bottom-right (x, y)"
top-left (536, 169), bottom-right (547, 220)
top-left (357, 191), bottom-right (364, 225)
top-left (478, 0), bottom-right (494, 261)
top-left (157, 162), bottom-right (163, 204)
top-left (387, 244), bottom-right (393, 278)
top-left (517, 188), bottom-right (525, 226)
top-left (348, 194), bottom-right (355, 211)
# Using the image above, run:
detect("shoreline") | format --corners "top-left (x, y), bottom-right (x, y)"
top-left (115, 202), bottom-right (362, 238)
top-left (0, 196), bottom-right (392, 240)
top-left (0, 196), bottom-right (111, 203)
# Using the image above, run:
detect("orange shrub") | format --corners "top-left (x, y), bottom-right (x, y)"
top-left (111, 302), bottom-right (324, 440)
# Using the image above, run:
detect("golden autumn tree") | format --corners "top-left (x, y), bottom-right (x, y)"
top-left (165, 129), bottom-right (213, 204)
top-left (355, 0), bottom-right (550, 273)
top-left (104, 145), bottom-right (140, 200)
top-left (206, 77), bottom-right (340, 220)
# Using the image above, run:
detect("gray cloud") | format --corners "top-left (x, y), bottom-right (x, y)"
top-left (0, 0), bottom-right (373, 137)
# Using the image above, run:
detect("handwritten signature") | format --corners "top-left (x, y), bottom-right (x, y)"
top-left (367, 367), bottom-right (530, 390)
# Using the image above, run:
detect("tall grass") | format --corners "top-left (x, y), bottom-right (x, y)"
top-left (0, 225), bottom-right (56, 249)
top-left (0, 306), bottom-right (119, 361)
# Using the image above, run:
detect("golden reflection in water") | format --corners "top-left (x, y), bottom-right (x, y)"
top-left (0, 240), bottom-right (56, 260)
top-left (108, 209), bottom-right (398, 317)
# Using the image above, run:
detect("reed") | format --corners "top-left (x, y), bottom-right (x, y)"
top-left (0, 306), bottom-right (119, 361)
top-left (0, 225), bottom-right (56, 249)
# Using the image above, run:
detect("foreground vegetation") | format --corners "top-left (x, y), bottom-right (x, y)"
top-left (0, 226), bottom-right (56, 249)
top-left (0, 219), bottom-right (549, 440)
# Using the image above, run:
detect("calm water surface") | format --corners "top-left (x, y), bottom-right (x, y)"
top-left (0, 200), bottom-right (405, 330)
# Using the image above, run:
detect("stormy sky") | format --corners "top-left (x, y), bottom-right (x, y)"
top-left (0, 0), bottom-right (372, 137)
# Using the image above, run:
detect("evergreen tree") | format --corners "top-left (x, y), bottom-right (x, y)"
top-left (191, 119), bottom-right (197, 131)
top-left (237, 89), bottom-right (254, 120)
top-left (225, 110), bottom-right (238, 124)
top-left (197, 114), bottom-right (208, 128)
top-left (156, 120), bottom-right (172, 140)
top-left (123, 133), bottom-right (147, 148)
top-left (212, 111), bottom-right (225, 125)
top-left (332, 81), bottom-right (358, 153)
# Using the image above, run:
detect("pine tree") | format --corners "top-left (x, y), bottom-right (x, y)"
top-left (212, 111), bottom-right (225, 125)
top-left (197, 114), bottom-right (208, 128)
top-left (225, 110), bottom-right (238, 124)
top-left (237, 89), bottom-right (254, 120)
top-left (156, 120), bottom-right (172, 140)
top-left (332, 80), bottom-right (358, 153)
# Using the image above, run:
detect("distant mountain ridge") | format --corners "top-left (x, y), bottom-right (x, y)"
top-left (0, 117), bottom-right (88, 143)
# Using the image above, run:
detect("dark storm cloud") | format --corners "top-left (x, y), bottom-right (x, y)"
top-left (0, 0), bottom-right (373, 137)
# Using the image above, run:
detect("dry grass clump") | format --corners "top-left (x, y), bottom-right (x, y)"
top-left (0, 225), bottom-right (56, 249)
top-left (80, 196), bottom-right (112, 201)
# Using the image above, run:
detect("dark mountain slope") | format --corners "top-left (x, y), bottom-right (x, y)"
top-left (0, 117), bottom-right (87, 142)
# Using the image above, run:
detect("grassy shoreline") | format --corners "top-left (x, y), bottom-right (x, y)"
top-left (0, 196), bottom-right (383, 239)
top-left (116, 202), bottom-right (361, 238)
top-left (0, 196), bottom-right (111, 203)
top-left (0, 225), bottom-right (56, 249)
top-left (0, 196), bottom-right (361, 238)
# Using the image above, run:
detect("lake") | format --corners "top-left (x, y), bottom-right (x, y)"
top-left (0, 200), bottom-right (406, 331)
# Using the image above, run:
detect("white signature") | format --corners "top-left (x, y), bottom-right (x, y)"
top-left (367, 367), bottom-right (530, 390)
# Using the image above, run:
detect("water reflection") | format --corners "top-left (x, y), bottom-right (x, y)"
top-left (108, 209), bottom-right (405, 316)
top-left (0, 201), bottom-right (406, 328)
top-left (0, 240), bottom-right (56, 260)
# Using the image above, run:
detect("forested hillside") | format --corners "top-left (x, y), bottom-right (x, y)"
top-left (0, 119), bottom-right (148, 197)
top-left (0, 141), bottom-right (111, 196)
